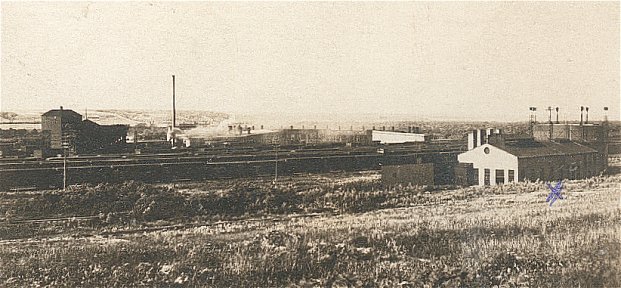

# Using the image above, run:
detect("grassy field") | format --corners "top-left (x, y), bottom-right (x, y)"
top-left (0, 169), bottom-right (619, 287)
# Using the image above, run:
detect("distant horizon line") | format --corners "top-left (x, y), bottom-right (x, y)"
top-left (1, 108), bottom-right (618, 124)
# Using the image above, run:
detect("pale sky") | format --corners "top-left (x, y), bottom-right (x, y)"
top-left (1, 1), bottom-right (619, 121)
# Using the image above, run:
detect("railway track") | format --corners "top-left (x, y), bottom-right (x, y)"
top-left (0, 144), bottom-right (464, 190)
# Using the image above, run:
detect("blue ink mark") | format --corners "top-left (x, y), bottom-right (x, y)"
top-left (546, 181), bottom-right (564, 207)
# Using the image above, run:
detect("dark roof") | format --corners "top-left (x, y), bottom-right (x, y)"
top-left (501, 140), bottom-right (597, 158)
top-left (81, 119), bottom-right (100, 128)
top-left (42, 109), bottom-right (82, 119)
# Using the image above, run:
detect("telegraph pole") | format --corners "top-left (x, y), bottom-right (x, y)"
top-left (63, 149), bottom-right (67, 190)
top-left (274, 145), bottom-right (278, 183)
top-left (62, 124), bottom-right (69, 190)
top-left (172, 75), bottom-right (176, 128)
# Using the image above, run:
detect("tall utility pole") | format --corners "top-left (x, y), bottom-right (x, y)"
top-left (528, 107), bottom-right (537, 136)
top-left (274, 145), bottom-right (278, 183)
top-left (171, 75), bottom-right (176, 148)
top-left (172, 75), bottom-right (176, 128)
top-left (63, 149), bottom-right (67, 190)
top-left (62, 124), bottom-right (69, 190)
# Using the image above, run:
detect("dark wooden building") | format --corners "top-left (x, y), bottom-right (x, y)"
top-left (41, 107), bottom-right (128, 155)
top-left (381, 163), bottom-right (434, 186)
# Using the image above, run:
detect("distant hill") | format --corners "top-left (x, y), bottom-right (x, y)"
top-left (0, 109), bottom-right (230, 128)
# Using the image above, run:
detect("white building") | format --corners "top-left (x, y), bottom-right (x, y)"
top-left (371, 130), bottom-right (426, 144)
top-left (458, 129), bottom-right (602, 186)
top-left (458, 143), bottom-right (518, 185)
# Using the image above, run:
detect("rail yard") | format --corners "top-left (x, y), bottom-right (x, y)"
top-left (0, 141), bottom-right (465, 191)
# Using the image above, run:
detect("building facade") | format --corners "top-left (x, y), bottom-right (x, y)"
top-left (372, 130), bottom-right (427, 144)
top-left (458, 129), bottom-right (605, 186)
top-left (41, 107), bottom-right (83, 151)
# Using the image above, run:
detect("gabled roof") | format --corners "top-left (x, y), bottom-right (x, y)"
top-left (81, 119), bottom-right (100, 128)
top-left (500, 140), bottom-right (597, 158)
top-left (42, 109), bottom-right (82, 119)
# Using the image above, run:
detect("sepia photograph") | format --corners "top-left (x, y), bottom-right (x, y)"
top-left (0, 1), bottom-right (619, 287)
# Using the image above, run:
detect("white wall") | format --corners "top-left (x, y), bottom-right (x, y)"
top-left (458, 144), bottom-right (519, 186)
top-left (372, 130), bottom-right (425, 144)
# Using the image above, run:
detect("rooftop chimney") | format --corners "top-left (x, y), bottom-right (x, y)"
top-left (580, 106), bottom-right (584, 126)
top-left (468, 129), bottom-right (477, 150)
top-left (585, 107), bottom-right (589, 124)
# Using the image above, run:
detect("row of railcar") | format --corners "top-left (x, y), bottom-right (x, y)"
top-left (0, 142), bottom-right (465, 191)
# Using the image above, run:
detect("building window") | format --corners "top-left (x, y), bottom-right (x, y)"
top-left (484, 169), bottom-right (490, 186)
top-left (496, 169), bottom-right (505, 185)
top-left (472, 168), bottom-right (479, 186)
top-left (508, 170), bottom-right (515, 182)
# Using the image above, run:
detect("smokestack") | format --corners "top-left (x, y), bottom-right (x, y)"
top-left (172, 75), bottom-right (176, 128)
top-left (408, 127), bottom-right (412, 133)
top-left (555, 107), bottom-right (559, 124)
top-left (468, 130), bottom-right (476, 150)
top-left (604, 107), bottom-right (609, 123)
top-left (479, 129), bottom-right (486, 145)
top-left (547, 106), bottom-right (552, 124)
top-left (580, 106), bottom-right (584, 126)
top-left (391, 126), bottom-right (395, 132)
top-left (585, 107), bottom-right (589, 124)
top-left (486, 128), bottom-right (493, 137)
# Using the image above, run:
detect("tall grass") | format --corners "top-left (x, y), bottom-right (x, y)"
top-left (0, 173), bottom-right (619, 286)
